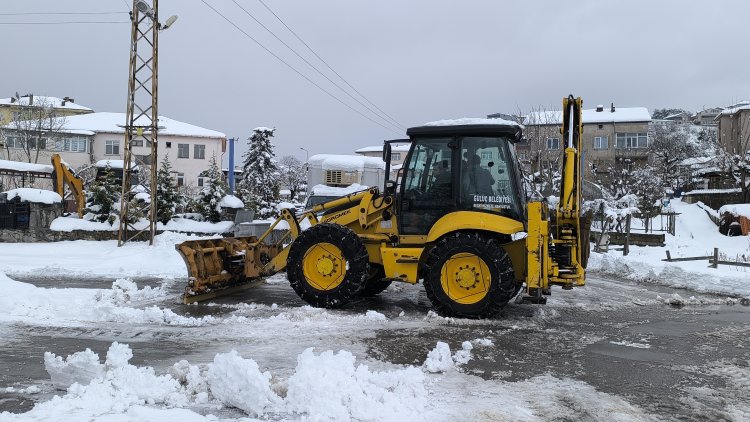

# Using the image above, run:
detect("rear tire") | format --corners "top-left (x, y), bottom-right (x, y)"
top-left (287, 224), bottom-right (369, 308)
top-left (423, 232), bottom-right (516, 318)
top-left (360, 265), bottom-right (392, 297)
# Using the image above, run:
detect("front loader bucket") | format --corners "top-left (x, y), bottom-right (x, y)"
top-left (176, 236), bottom-right (280, 304)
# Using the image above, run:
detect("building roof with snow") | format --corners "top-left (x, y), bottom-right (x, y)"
top-left (354, 144), bottom-right (411, 154)
top-left (0, 96), bottom-right (93, 112)
top-left (307, 154), bottom-right (385, 171)
top-left (57, 112), bottom-right (226, 139)
top-left (2, 188), bottom-right (62, 204)
top-left (524, 107), bottom-right (651, 125)
top-left (0, 159), bottom-right (53, 174)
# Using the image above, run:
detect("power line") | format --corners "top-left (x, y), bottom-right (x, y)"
top-left (256, 0), bottom-right (405, 130)
top-left (199, 0), bottom-right (402, 136)
top-left (0, 12), bottom-right (127, 16)
top-left (0, 21), bottom-right (129, 25)
top-left (230, 0), bottom-right (403, 132)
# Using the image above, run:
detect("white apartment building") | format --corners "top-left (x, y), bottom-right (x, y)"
top-left (2, 112), bottom-right (226, 190)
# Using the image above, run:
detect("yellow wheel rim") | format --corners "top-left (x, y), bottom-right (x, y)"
top-left (440, 252), bottom-right (491, 305)
top-left (302, 242), bottom-right (347, 291)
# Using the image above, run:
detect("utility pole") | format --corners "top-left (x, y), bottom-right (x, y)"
top-left (118, 1), bottom-right (176, 246)
top-left (228, 137), bottom-right (236, 194)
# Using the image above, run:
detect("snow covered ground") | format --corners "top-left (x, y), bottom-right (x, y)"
top-left (588, 198), bottom-right (750, 300)
top-left (1, 200), bottom-right (749, 421)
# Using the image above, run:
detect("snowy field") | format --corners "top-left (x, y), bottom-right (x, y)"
top-left (0, 199), bottom-right (749, 421)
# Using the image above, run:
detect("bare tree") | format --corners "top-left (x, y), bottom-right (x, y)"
top-left (0, 94), bottom-right (67, 163)
top-left (648, 121), bottom-right (699, 189)
top-left (278, 155), bottom-right (306, 201)
top-left (520, 105), bottom-right (563, 196)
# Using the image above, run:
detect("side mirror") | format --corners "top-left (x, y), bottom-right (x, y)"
top-left (385, 180), bottom-right (397, 194)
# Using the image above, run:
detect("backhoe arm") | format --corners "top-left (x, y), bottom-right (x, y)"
top-left (51, 154), bottom-right (85, 217)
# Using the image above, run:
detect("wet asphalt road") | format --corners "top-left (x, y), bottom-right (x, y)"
top-left (1, 274), bottom-right (749, 420)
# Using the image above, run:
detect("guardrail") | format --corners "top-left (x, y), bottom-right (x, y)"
top-left (663, 248), bottom-right (750, 268)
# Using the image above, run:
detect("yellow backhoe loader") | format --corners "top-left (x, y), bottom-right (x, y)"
top-left (51, 154), bottom-right (85, 217)
top-left (177, 95), bottom-right (590, 317)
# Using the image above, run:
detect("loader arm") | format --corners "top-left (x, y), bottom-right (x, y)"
top-left (525, 95), bottom-right (589, 301)
top-left (177, 187), bottom-right (395, 303)
top-left (51, 154), bottom-right (85, 217)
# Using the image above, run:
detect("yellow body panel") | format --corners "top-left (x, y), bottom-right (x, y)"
top-left (426, 211), bottom-right (524, 243)
top-left (380, 246), bottom-right (423, 283)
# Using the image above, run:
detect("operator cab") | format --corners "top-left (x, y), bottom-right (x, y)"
top-left (392, 119), bottom-right (525, 235)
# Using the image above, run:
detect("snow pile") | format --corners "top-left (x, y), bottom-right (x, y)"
top-left (44, 348), bottom-right (105, 389)
top-left (309, 183), bottom-right (369, 197)
top-left (0, 272), bottom-right (214, 327)
top-left (50, 214), bottom-right (234, 234)
top-left (285, 348), bottom-right (427, 421)
top-left (18, 343), bottom-right (428, 422)
top-left (218, 194), bottom-right (243, 209)
top-left (719, 203), bottom-right (750, 219)
top-left (3, 188), bottom-right (62, 204)
top-left (452, 341), bottom-right (474, 365)
top-left (423, 341), bottom-right (454, 373)
top-left (206, 350), bottom-right (279, 416)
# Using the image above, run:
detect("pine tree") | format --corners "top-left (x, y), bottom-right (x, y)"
top-left (239, 127), bottom-right (280, 219)
top-left (199, 154), bottom-right (227, 223)
top-left (156, 155), bottom-right (180, 224)
top-left (83, 165), bottom-right (120, 225)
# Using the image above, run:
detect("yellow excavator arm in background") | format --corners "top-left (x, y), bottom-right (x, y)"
top-left (51, 154), bottom-right (85, 217)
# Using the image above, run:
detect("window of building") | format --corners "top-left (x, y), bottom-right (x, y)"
top-left (518, 152), bottom-right (528, 161)
top-left (615, 133), bottom-right (648, 149)
top-left (105, 140), bottom-right (120, 155)
top-left (132, 139), bottom-right (143, 147)
top-left (197, 177), bottom-right (204, 187)
top-left (177, 172), bottom-right (184, 187)
top-left (6, 136), bottom-right (22, 148)
top-left (177, 143), bottom-right (189, 158)
top-left (546, 137), bottom-right (560, 150)
top-left (166, 141), bottom-right (172, 148)
top-left (391, 153), bottom-right (401, 161)
top-left (593, 136), bottom-right (609, 149)
top-left (194, 144), bottom-right (206, 159)
top-left (480, 151), bottom-right (493, 160)
top-left (598, 124), bottom-right (603, 129)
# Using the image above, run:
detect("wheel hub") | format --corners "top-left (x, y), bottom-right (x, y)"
top-left (316, 255), bottom-right (338, 276)
top-left (455, 265), bottom-right (479, 289)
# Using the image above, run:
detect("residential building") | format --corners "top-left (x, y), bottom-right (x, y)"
top-left (522, 103), bottom-right (652, 177)
top-left (354, 143), bottom-right (410, 168)
top-left (716, 104), bottom-right (750, 155)
top-left (693, 107), bottom-right (723, 126)
top-left (0, 95), bottom-right (93, 125)
top-left (663, 111), bottom-right (692, 124)
top-left (2, 112), bottom-right (226, 191)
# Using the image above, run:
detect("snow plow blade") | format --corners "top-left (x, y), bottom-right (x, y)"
top-left (176, 236), bottom-right (283, 304)
top-left (176, 209), bottom-right (300, 304)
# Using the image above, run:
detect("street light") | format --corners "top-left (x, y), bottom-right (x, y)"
top-left (299, 147), bottom-right (309, 162)
top-left (134, 0), bottom-right (178, 30)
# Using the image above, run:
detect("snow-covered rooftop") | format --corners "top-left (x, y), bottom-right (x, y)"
top-left (13, 112), bottom-right (226, 139)
top-left (354, 144), bottom-right (411, 154)
top-left (524, 107), bottom-right (651, 125)
top-left (719, 204), bottom-right (750, 219)
top-left (717, 104), bottom-right (750, 117)
top-left (308, 154), bottom-right (385, 171)
top-left (0, 158), bottom-right (53, 174)
top-left (422, 117), bottom-right (521, 127)
top-left (0, 95), bottom-right (93, 112)
top-left (96, 159), bottom-right (126, 169)
top-left (3, 188), bottom-right (62, 204)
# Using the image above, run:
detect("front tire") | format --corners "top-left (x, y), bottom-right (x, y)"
top-left (287, 224), bottom-right (369, 308)
top-left (423, 232), bottom-right (516, 318)
top-left (360, 265), bottom-right (392, 297)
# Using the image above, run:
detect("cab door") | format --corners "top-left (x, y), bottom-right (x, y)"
top-left (398, 138), bottom-right (456, 235)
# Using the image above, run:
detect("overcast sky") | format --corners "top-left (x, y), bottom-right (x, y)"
top-left (3, 0), bottom-right (749, 163)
